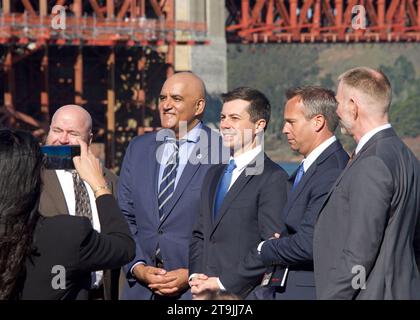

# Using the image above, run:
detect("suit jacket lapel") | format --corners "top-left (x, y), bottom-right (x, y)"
top-left (40, 169), bottom-right (69, 216)
top-left (148, 142), bottom-right (162, 224)
top-left (209, 165), bottom-right (225, 216)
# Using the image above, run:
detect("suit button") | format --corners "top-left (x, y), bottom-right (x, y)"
top-left (158, 229), bottom-right (163, 235)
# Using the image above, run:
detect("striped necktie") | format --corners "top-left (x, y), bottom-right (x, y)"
top-left (155, 139), bottom-right (179, 268)
top-left (158, 139), bottom-right (179, 220)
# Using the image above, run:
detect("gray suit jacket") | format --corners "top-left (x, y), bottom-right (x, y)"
top-left (39, 168), bottom-right (120, 300)
top-left (314, 128), bottom-right (420, 299)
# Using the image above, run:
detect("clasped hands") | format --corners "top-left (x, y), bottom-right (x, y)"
top-left (132, 265), bottom-right (189, 297)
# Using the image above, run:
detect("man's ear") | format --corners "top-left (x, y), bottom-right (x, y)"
top-left (350, 97), bottom-right (359, 120)
top-left (255, 119), bottom-right (266, 133)
top-left (313, 115), bottom-right (326, 132)
top-left (195, 99), bottom-right (206, 117)
top-left (88, 133), bottom-right (93, 145)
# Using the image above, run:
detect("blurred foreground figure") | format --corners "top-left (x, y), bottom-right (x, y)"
top-left (0, 130), bottom-right (135, 300)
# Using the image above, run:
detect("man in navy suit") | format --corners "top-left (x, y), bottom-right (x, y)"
top-left (118, 72), bottom-right (227, 300)
top-left (189, 87), bottom-right (288, 299)
top-left (255, 86), bottom-right (349, 299)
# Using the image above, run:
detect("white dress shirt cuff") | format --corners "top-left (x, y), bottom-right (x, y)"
top-left (257, 241), bottom-right (266, 254)
top-left (130, 261), bottom-right (146, 276)
top-left (217, 278), bottom-right (226, 291)
top-left (189, 273), bottom-right (198, 283)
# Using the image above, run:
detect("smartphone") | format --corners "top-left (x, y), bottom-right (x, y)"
top-left (41, 145), bottom-right (81, 170)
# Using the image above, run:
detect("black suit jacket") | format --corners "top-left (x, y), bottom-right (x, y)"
top-left (189, 153), bottom-right (288, 298)
top-left (314, 128), bottom-right (420, 299)
top-left (38, 168), bottom-right (120, 300)
top-left (259, 140), bottom-right (349, 299)
top-left (21, 195), bottom-right (135, 300)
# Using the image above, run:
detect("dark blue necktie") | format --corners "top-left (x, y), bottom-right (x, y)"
top-left (292, 162), bottom-right (305, 191)
top-left (213, 159), bottom-right (237, 219)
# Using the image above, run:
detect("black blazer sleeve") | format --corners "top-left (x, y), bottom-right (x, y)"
top-left (77, 194), bottom-right (136, 272)
top-left (260, 168), bottom-right (342, 266)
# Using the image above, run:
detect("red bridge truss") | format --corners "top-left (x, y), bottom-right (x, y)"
top-left (226, 0), bottom-right (420, 43)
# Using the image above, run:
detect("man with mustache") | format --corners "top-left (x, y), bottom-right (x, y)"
top-left (119, 72), bottom-right (226, 300)
top-left (314, 67), bottom-right (420, 299)
top-left (189, 87), bottom-right (288, 299)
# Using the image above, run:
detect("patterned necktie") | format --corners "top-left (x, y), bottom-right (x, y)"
top-left (72, 171), bottom-right (93, 224)
top-left (155, 140), bottom-right (179, 268)
top-left (213, 159), bottom-right (237, 220)
top-left (292, 162), bottom-right (305, 191)
top-left (158, 139), bottom-right (180, 221)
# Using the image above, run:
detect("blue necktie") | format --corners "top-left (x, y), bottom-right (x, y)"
top-left (213, 159), bottom-right (237, 219)
top-left (292, 162), bottom-right (305, 191)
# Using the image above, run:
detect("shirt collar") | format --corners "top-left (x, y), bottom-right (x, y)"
top-left (231, 145), bottom-right (263, 172)
top-left (355, 123), bottom-right (392, 155)
top-left (302, 136), bottom-right (337, 172)
top-left (163, 121), bottom-right (203, 144)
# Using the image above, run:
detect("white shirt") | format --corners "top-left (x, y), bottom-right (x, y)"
top-left (55, 170), bottom-right (103, 288)
top-left (228, 145), bottom-right (263, 190)
top-left (355, 124), bottom-right (392, 155)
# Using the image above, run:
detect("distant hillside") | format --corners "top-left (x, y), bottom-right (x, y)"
top-left (218, 43), bottom-right (420, 160)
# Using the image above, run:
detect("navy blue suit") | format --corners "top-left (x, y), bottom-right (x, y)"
top-left (118, 125), bottom-right (226, 300)
top-left (258, 140), bottom-right (349, 299)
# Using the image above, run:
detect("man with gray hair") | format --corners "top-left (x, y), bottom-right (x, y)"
top-left (254, 86), bottom-right (349, 299)
top-left (314, 67), bottom-right (420, 299)
top-left (39, 105), bottom-right (120, 300)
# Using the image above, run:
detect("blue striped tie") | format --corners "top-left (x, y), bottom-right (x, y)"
top-left (155, 139), bottom-right (179, 268)
top-left (158, 140), bottom-right (179, 220)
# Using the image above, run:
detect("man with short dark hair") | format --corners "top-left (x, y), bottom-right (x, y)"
top-left (314, 67), bottom-right (420, 299)
top-left (189, 87), bottom-right (288, 299)
top-left (254, 86), bottom-right (349, 300)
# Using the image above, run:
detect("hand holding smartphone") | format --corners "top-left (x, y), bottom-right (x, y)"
top-left (41, 145), bottom-right (81, 170)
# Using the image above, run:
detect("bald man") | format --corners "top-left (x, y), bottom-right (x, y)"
top-left (313, 67), bottom-right (420, 299)
top-left (118, 72), bottom-right (227, 300)
top-left (39, 105), bottom-right (120, 300)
